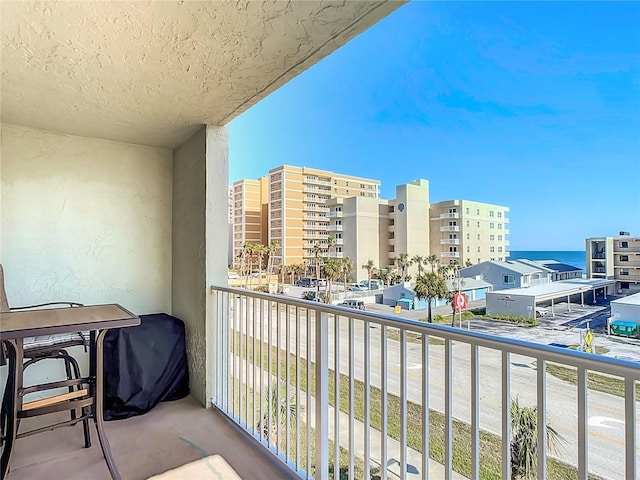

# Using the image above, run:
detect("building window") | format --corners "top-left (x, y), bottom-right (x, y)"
top-left (477, 234), bottom-right (480, 240)
top-left (490, 246), bottom-right (495, 253)
top-left (498, 247), bottom-right (503, 252)
top-left (336, 233), bottom-right (342, 239)
top-left (346, 181), bottom-right (350, 187)
top-left (620, 255), bottom-right (629, 261)
top-left (621, 282), bottom-right (630, 289)
top-left (466, 246), bottom-right (470, 252)
top-left (490, 234), bottom-right (495, 241)
top-left (497, 212), bottom-right (503, 218)
top-left (466, 233), bottom-right (470, 240)
top-left (466, 208), bottom-right (469, 214)
top-left (476, 209), bottom-right (480, 215)
top-left (498, 224), bottom-right (503, 230)
top-left (336, 220), bottom-right (342, 225)
top-left (620, 241), bottom-right (629, 248)
top-left (336, 247), bottom-right (342, 253)
top-left (477, 246), bottom-right (481, 252)
top-left (334, 179), bottom-right (337, 184)
top-left (620, 269), bottom-right (630, 276)
top-left (490, 211), bottom-right (495, 217)
top-left (498, 235), bottom-right (503, 241)
top-left (466, 221), bottom-right (470, 227)
top-left (503, 275), bottom-right (515, 285)
top-left (490, 223), bottom-right (495, 229)
top-left (360, 192), bottom-right (365, 196)
top-left (360, 183), bottom-right (365, 188)
top-left (477, 221), bottom-right (480, 227)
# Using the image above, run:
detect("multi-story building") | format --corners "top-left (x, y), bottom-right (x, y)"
top-left (231, 177), bottom-right (269, 262)
top-left (328, 180), bottom-right (430, 281)
top-left (266, 165), bottom-right (380, 270)
top-left (586, 233), bottom-right (640, 294)
top-left (429, 200), bottom-right (510, 266)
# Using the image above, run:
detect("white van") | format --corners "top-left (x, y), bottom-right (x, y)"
top-left (341, 299), bottom-right (366, 310)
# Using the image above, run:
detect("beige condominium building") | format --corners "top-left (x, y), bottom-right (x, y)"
top-left (232, 177), bottom-right (269, 261)
top-left (267, 165), bottom-right (380, 270)
top-left (429, 200), bottom-right (510, 266)
top-left (586, 233), bottom-right (640, 294)
top-left (328, 179), bottom-right (431, 281)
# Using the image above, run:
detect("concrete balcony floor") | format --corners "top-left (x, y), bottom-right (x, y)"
top-left (6, 396), bottom-right (296, 480)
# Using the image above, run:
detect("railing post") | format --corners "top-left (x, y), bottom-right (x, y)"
top-left (315, 310), bottom-right (329, 480)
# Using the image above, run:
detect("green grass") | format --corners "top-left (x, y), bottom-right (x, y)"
top-left (231, 331), bottom-right (603, 479)
top-left (546, 363), bottom-right (640, 402)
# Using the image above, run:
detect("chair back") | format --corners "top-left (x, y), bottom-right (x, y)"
top-left (0, 263), bottom-right (9, 312)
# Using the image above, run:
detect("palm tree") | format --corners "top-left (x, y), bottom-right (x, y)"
top-left (510, 397), bottom-right (565, 479)
top-left (242, 243), bottom-right (255, 289)
top-left (378, 267), bottom-right (392, 288)
top-left (362, 259), bottom-right (376, 290)
top-left (448, 259), bottom-right (461, 280)
top-left (437, 264), bottom-right (450, 280)
top-left (427, 254), bottom-right (439, 273)
top-left (340, 257), bottom-right (354, 294)
top-left (414, 272), bottom-right (448, 322)
top-left (322, 258), bottom-right (342, 302)
top-left (326, 235), bottom-right (336, 257)
top-left (312, 242), bottom-right (323, 294)
top-left (465, 259), bottom-right (473, 267)
top-left (396, 253), bottom-right (411, 281)
top-left (266, 240), bottom-right (280, 280)
top-left (256, 381), bottom-right (298, 443)
top-left (412, 255), bottom-right (426, 276)
top-left (254, 243), bottom-right (267, 287)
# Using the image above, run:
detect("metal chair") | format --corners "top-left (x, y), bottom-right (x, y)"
top-left (0, 263), bottom-right (91, 448)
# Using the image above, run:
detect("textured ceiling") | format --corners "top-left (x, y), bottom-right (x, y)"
top-left (1, 1), bottom-right (403, 148)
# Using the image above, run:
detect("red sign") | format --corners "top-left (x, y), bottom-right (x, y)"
top-left (453, 293), bottom-right (468, 312)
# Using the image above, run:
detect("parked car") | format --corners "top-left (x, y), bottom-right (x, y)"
top-left (296, 277), bottom-right (316, 287)
top-left (535, 307), bottom-right (549, 318)
top-left (340, 299), bottom-right (366, 310)
top-left (359, 280), bottom-right (382, 290)
top-left (348, 284), bottom-right (365, 291)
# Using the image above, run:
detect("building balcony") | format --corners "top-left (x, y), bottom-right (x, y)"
top-left (440, 251), bottom-right (460, 258)
top-left (328, 251), bottom-right (344, 258)
top-left (440, 239), bottom-right (460, 245)
top-left (434, 213), bottom-right (459, 220)
top-left (335, 238), bottom-right (344, 245)
top-left (440, 226), bottom-right (460, 232)
top-left (614, 246), bottom-right (640, 253)
top-left (328, 225), bottom-right (343, 232)
top-left (303, 214), bottom-right (327, 221)
top-left (328, 211), bottom-right (343, 218)
top-left (614, 261), bottom-right (640, 267)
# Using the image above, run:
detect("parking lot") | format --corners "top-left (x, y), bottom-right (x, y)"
top-left (278, 287), bottom-right (640, 362)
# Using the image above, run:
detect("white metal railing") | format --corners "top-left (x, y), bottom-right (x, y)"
top-left (441, 252), bottom-right (460, 258)
top-left (211, 286), bottom-right (639, 480)
top-left (440, 239), bottom-right (460, 245)
top-left (440, 226), bottom-right (460, 232)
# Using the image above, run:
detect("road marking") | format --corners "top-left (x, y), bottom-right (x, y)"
top-left (588, 416), bottom-right (625, 429)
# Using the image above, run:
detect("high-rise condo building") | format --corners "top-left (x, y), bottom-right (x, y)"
top-left (267, 165), bottom-right (380, 269)
top-left (586, 233), bottom-right (640, 294)
top-left (232, 177), bottom-right (269, 261)
top-left (429, 200), bottom-right (510, 266)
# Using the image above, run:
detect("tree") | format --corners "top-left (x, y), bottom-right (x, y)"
top-left (322, 258), bottom-right (342, 302)
top-left (242, 243), bottom-right (255, 289)
top-left (362, 259), bottom-right (376, 290)
top-left (326, 235), bottom-right (336, 257)
top-left (426, 254), bottom-right (439, 273)
top-left (256, 381), bottom-right (298, 443)
top-left (396, 253), bottom-right (411, 281)
top-left (412, 255), bottom-right (426, 276)
top-left (465, 259), bottom-right (473, 267)
top-left (254, 243), bottom-right (267, 287)
top-left (266, 240), bottom-right (280, 280)
top-left (378, 267), bottom-right (392, 288)
top-left (414, 272), bottom-right (448, 323)
top-left (312, 242), bottom-right (323, 294)
top-left (340, 257), bottom-right (354, 294)
top-left (510, 397), bottom-right (565, 479)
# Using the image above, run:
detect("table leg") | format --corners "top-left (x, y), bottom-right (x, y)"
top-left (93, 329), bottom-right (120, 480)
top-left (1, 339), bottom-right (23, 480)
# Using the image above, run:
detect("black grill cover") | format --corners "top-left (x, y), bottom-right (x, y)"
top-left (103, 313), bottom-right (190, 421)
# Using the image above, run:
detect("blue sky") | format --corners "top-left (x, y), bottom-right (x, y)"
top-left (229, 1), bottom-right (640, 251)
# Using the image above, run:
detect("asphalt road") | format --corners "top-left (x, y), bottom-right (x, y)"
top-left (231, 296), bottom-right (639, 479)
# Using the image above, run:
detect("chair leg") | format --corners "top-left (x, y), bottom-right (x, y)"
top-left (67, 353), bottom-right (91, 448)
top-left (63, 354), bottom-right (77, 422)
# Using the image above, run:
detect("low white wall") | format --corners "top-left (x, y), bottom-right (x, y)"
top-left (1, 123), bottom-right (173, 396)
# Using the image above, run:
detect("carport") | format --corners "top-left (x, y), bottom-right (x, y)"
top-left (486, 278), bottom-right (616, 318)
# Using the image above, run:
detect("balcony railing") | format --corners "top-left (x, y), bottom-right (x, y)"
top-left (210, 287), bottom-right (639, 480)
top-left (441, 252), bottom-right (460, 258)
top-left (328, 211), bottom-right (343, 218)
top-left (328, 252), bottom-right (344, 259)
top-left (328, 225), bottom-right (343, 232)
top-left (440, 226), bottom-right (460, 232)
top-left (440, 239), bottom-right (460, 245)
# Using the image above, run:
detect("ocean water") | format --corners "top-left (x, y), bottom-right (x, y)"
top-left (508, 250), bottom-right (586, 272)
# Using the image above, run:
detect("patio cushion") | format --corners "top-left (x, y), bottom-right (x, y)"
top-left (147, 454), bottom-right (241, 480)
top-left (23, 331), bottom-right (89, 351)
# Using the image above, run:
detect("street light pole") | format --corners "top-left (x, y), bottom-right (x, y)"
top-left (456, 270), bottom-right (466, 328)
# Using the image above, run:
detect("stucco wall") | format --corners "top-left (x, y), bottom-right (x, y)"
top-left (172, 125), bottom-right (228, 406)
top-left (0, 124), bottom-right (173, 313)
top-left (0, 123), bottom-right (173, 398)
